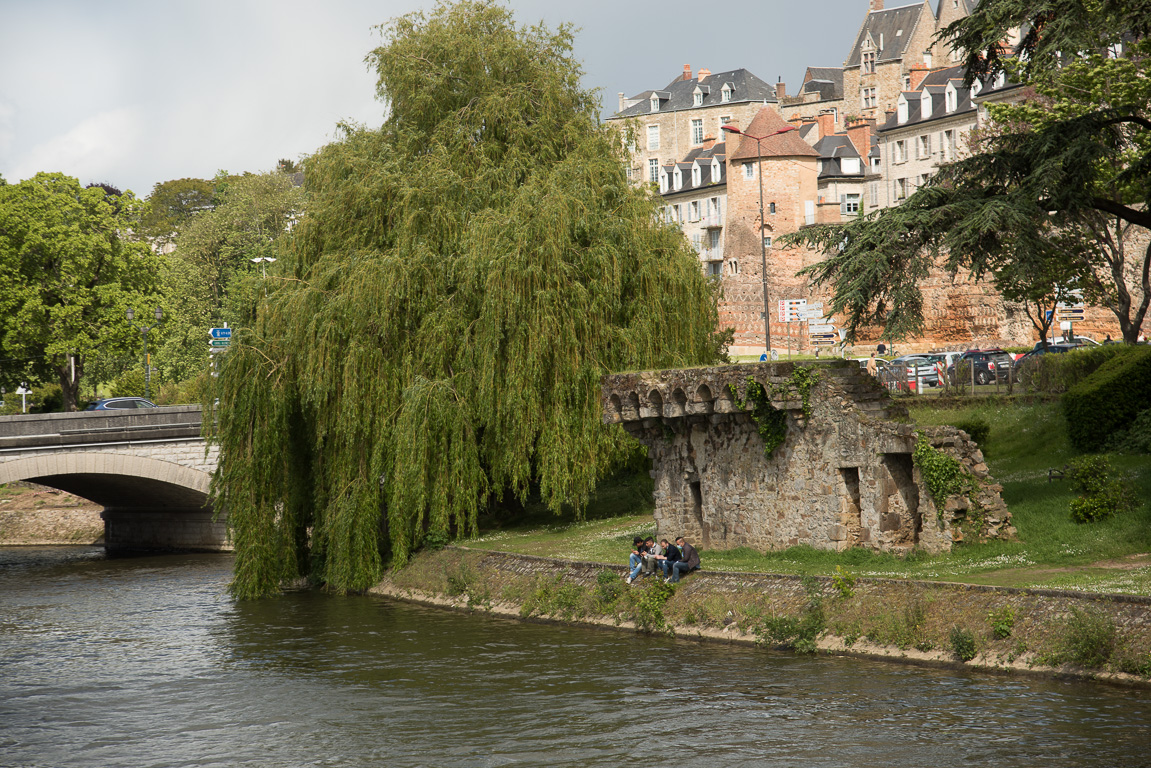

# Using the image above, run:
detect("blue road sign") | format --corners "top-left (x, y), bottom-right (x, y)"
top-left (210, 328), bottom-right (232, 339)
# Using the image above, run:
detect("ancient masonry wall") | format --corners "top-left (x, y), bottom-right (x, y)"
top-left (602, 361), bottom-right (1011, 555)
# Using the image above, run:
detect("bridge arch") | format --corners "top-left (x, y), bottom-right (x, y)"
top-left (0, 452), bottom-right (211, 509)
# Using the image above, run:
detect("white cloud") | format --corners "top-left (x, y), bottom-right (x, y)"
top-left (9, 108), bottom-right (146, 189)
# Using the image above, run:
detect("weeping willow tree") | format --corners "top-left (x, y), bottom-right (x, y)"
top-left (209, 1), bottom-right (724, 598)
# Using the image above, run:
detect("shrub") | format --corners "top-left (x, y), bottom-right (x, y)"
top-left (949, 626), bottom-right (977, 662)
top-left (831, 566), bottom-right (856, 599)
top-left (1019, 344), bottom-right (1135, 394)
top-left (1058, 608), bottom-right (1116, 668)
top-left (1066, 455), bottom-right (1138, 523)
top-left (951, 417), bottom-right (990, 448)
top-left (631, 579), bottom-right (675, 633)
top-left (1108, 407), bottom-right (1151, 454)
top-left (988, 606), bottom-right (1015, 639)
top-left (1062, 346), bottom-right (1151, 453)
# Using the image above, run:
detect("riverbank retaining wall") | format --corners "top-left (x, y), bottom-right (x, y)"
top-left (373, 548), bottom-right (1151, 686)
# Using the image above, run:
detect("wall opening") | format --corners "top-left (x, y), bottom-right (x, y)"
top-left (881, 452), bottom-right (921, 544)
top-left (689, 479), bottom-right (708, 547)
top-left (838, 467), bottom-right (862, 545)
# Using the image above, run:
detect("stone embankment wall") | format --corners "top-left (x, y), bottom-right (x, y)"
top-left (373, 548), bottom-right (1151, 686)
top-left (0, 483), bottom-right (103, 545)
top-left (601, 361), bottom-right (1011, 556)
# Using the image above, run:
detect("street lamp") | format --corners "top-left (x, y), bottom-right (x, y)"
top-left (721, 122), bottom-right (798, 358)
top-left (127, 306), bottom-right (163, 400)
top-left (251, 256), bottom-right (276, 297)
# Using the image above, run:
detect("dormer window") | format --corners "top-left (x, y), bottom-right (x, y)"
top-left (920, 91), bottom-right (932, 118)
top-left (691, 162), bottom-right (702, 187)
top-left (659, 169), bottom-right (669, 194)
top-left (971, 80), bottom-right (982, 97)
top-left (673, 167), bottom-right (683, 191)
top-left (862, 50), bottom-right (876, 73)
top-left (711, 159), bottom-right (721, 181)
top-left (650, 95), bottom-right (659, 112)
top-left (721, 84), bottom-right (732, 102)
top-left (945, 83), bottom-right (957, 112)
top-left (994, 72), bottom-right (1006, 89)
top-left (694, 92), bottom-right (703, 106)
top-left (897, 94), bottom-right (909, 124)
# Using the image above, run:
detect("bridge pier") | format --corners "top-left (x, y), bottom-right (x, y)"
top-left (102, 507), bottom-right (230, 555)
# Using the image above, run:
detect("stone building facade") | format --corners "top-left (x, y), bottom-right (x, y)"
top-left (843, 0), bottom-right (939, 123)
top-left (658, 139), bottom-right (727, 278)
top-left (609, 66), bottom-right (778, 188)
top-left (602, 361), bottom-right (1012, 555)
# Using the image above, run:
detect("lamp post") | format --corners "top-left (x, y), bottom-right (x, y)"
top-left (127, 306), bottom-right (163, 400)
top-left (251, 256), bottom-right (276, 297)
top-left (721, 123), bottom-right (797, 358)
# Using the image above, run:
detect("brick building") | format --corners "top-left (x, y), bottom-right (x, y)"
top-left (610, 66), bottom-right (778, 188)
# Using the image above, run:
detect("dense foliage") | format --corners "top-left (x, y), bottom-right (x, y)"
top-left (210, 1), bottom-right (722, 597)
top-left (1062, 347), bottom-right (1151, 452)
top-left (0, 173), bottom-right (159, 409)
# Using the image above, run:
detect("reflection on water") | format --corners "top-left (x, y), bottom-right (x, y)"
top-left (1, 547), bottom-right (1149, 767)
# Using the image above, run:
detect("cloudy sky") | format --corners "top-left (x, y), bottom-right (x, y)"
top-left (0, 0), bottom-right (871, 197)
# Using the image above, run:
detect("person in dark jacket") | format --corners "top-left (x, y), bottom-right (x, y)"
top-left (667, 536), bottom-right (700, 583)
top-left (654, 538), bottom-right (680, 578)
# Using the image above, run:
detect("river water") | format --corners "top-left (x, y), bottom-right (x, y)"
top-left (2, 547), bottom-right (1150, 768)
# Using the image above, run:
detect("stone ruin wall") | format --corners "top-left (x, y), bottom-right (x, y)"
top-left (602, 361), bottom-right (1013, 556)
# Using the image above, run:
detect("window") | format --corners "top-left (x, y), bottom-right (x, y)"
top-left (895, 140), bottom-right (907, 163)
top-left (673, 204), bottom-right (682, 223)
top-left (862, 51), bottom-right (876, 73)
top-left (691, 164), bottom-right (701, 187)
top-left (691, 119), bottom-right (704, 145)
top-left (943, 129), bottom-right (955, 160)
top-left (729, 260), bottom-right (740, 274)
top-left (720, 115), bottom-right (731, 125)
top-left (871, 155), bottom-right (881, 170)
top-left (708, 229), bottom-right (721, 249)
top-left (650, 95), bottom-right (659, 112)
top-left (649, 158), bottom-right (660, 183)
top-left (711, 159), bottom-right (721, 181)
top-left (692, 233), bottom-right (702, 251)
top-left (945, 86), bottom-right (957, 112)
top-left (721, 85), bottom-right (732, 102)
top-left (842, 157), bottom-right (861, 174)
top-left (693, 92), bottom-right (704, 106)
top-left (862, 87), bottom-right (877, 109)
top-left (673, 167), bottom-right (683, 190)
top-left (918, 134), bottom-right (931, 158)
top-left (903, 74), bottom-right (911, 90)
top-left (626, 167), bottom-right (636, 181)
top-left (840, 193), bottom-right (860, 215)
top-left (897, 98), bottom-right (908, 123)
top-left (744, 163), bottom-right (754, 180)
top-left (769, 202), bottom-right (776, 214)
top-left (869, 180), bottom-right (879, 207)
top-left (762, 235), bottom-right (772, 248)
top-left (689, 200), bottom-right (700, 221)
top-left (707, 261), bottom-right (722, 278)
top-left (647, 124), bottom-right (660, 150)
top-left (895, 178), bottom-right (908, 200)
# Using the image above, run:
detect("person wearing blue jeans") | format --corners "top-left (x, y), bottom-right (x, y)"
top-left (626, 537), bottom-right (649, 584)
top-left (667, 536), bottom-right (700, 583)
top-left (656, 539), bottom-right (680, 578)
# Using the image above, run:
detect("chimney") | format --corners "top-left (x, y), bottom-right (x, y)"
top-left (776, 81), bottom-right (787, 100)
top-left (697, 67), bottom-right (711, 81)
top-left (846, 118), bottom-right (872, 159)
top-left (870, 0), bottom-right (883, 11)
top-left (618, 92), bottom-right (625, 112)
top-left (816, 110), bottom-right (836, 139)
top-left (702, 134), bottom-right (717, 150)
top-left (683, 64), bottom-right (692, 81)
top-left (788, 114), bottom-right (805, 127)
top-left (909, 64), bottom-right (930, 91)
top-left (884, 108), bottom-right (896, 124)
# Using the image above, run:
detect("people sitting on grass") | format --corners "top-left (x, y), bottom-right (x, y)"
top-left (626, 536), bottom-right (701, 584)
top-left (667, 536), bottom-right (700, 583)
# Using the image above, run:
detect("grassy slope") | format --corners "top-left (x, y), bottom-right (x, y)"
top-left (467, 401), bottom-right (1151, 595)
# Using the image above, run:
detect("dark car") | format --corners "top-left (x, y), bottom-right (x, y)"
top-left (84, 397), bottom-right (157, 410)
top-left (1014, 344), bottom-right (1076, 369)
top-left (949, 349), bottom-right (1015, 385)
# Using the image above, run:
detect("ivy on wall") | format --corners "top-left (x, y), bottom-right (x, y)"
top-left (911, 430), bottom-right (976, 519)
top-left (729, 367), bottom-right (822, 458)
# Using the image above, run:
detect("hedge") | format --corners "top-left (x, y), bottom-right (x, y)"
top-left (1017, 344), bottom-right (1137, 394)
top-left (1062, 347), bottom-right (1151, 453)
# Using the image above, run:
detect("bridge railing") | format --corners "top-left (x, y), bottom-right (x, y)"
top-left (0, 406), bottom-right (204, 445)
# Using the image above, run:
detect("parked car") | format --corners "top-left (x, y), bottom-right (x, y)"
top-left (1033, 336), bottom-right (1098, 350)
top-left (949, 349), bottom-right (1015, 385)
top-left (1014, 344), bottom-right (1076, 369)
top-left (84, 397), bottom-right (157, 410)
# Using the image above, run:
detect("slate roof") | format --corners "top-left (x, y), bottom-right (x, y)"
top-left (814, 135), bottom-right (865, 179)
top-left (613, 68), bottom-right (777, 118)
top-left (877, 65), bottom-right (975, 132)
top-left (727, 108), bottom-right (821, 161)
top-left (845, 2), bottom-right (928, 67)
top-left (660, 143), bottom-right (728, 196)
top-left (802, 67), bottom-right (844, 101)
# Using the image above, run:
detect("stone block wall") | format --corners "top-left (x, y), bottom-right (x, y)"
top-left (602, 361), bottom-right (1011, 555)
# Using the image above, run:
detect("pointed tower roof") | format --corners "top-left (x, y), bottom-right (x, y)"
top-left (728, 107), bottom-right (821, 161)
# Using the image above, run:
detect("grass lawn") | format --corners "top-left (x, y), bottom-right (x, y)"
top-left (466, 400), bottom-right (1151, 596)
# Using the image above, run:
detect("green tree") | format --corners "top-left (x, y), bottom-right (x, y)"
top-left (140, 177), bottom-right (216, 248)
top-left (0, 173), bottom-right (160, 410)
top-left (783, 37), bottom-right (1151, 343)
top-left (210, 0), bottom-right (722, 598)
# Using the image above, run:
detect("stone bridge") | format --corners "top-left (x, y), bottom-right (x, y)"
top-left (0, 407), bottom-right (225, 554)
